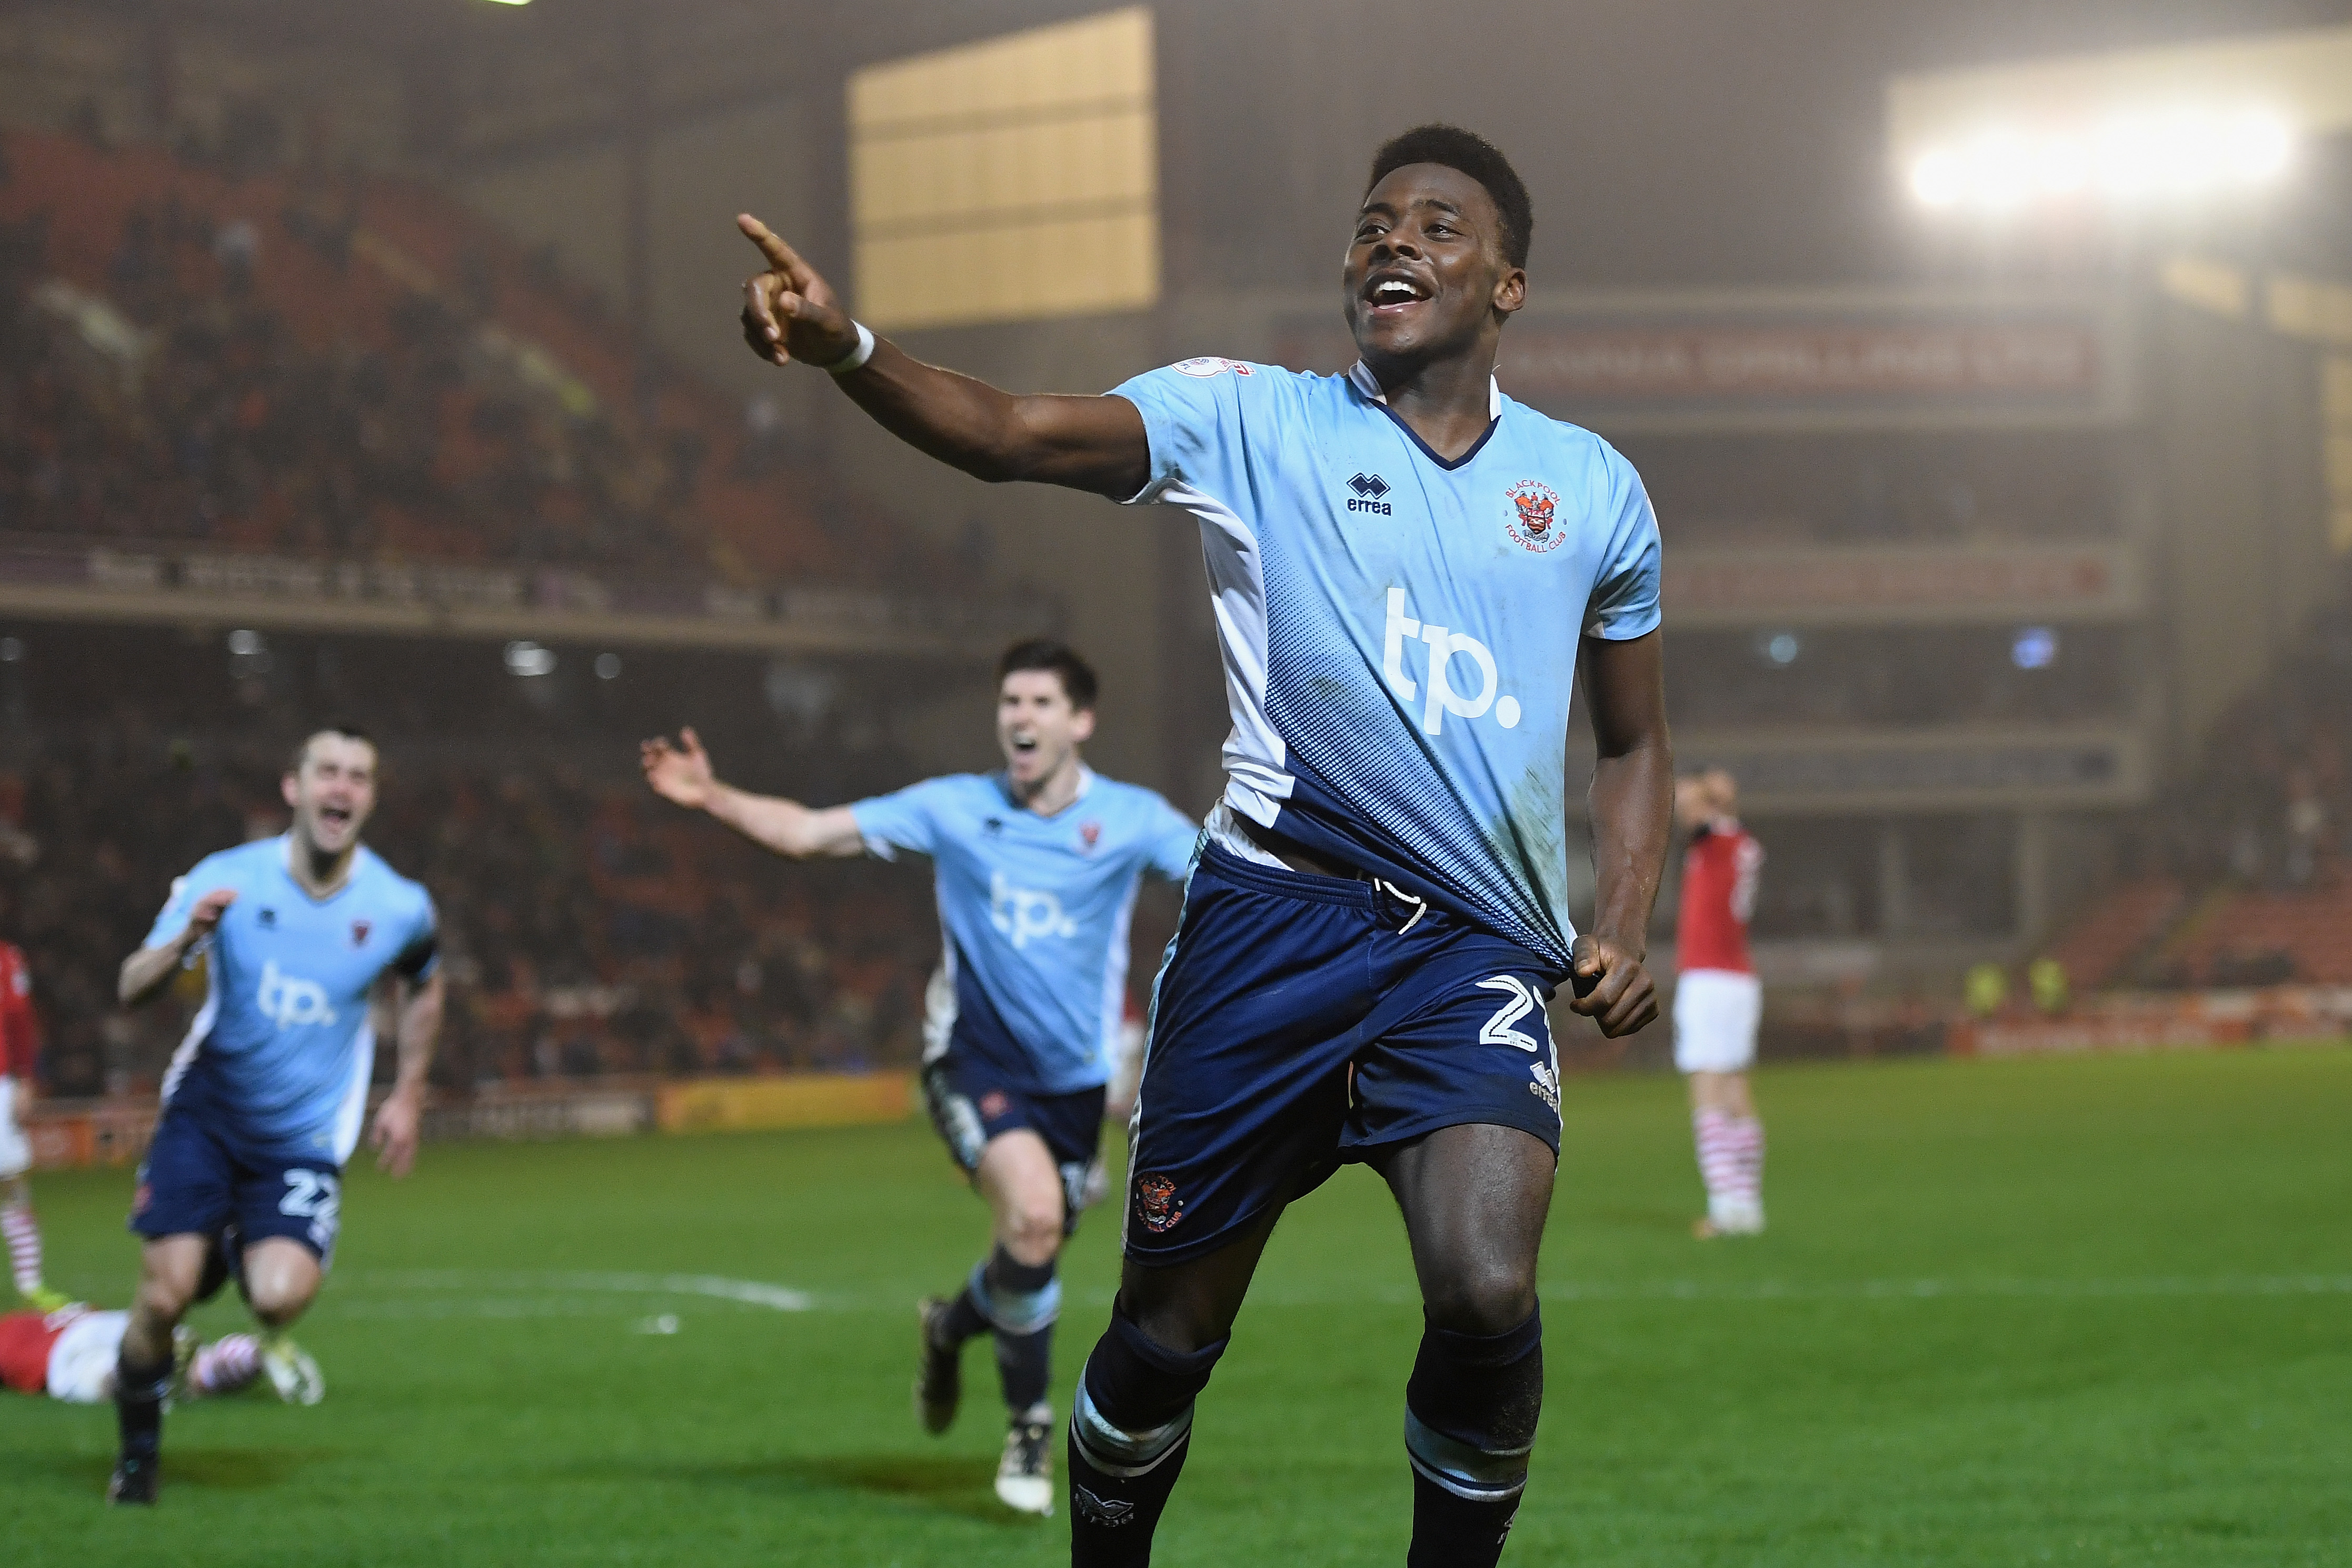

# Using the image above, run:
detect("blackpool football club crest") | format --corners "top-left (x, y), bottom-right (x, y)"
top-left (1079, 821), bottom-right (1102, 853)
top-left (1504, 480), bottom-right (1564, 553)
top-left (350, 920), bottom-right (371, 947)
top-left (1134, 1173), bottom-right (1185, 1233)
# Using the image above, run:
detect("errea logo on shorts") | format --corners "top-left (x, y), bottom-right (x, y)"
top-left (1383, 588), bottom-right (1523, 736)
top-left (990, 873), bottom-right (1078, 949)
top-left (257, 959), bottom-right (338, 1028)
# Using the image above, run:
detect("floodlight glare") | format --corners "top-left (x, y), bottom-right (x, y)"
top-left (1907, 105), bottom-right (2295, 213)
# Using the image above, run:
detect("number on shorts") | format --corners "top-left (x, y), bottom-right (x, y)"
top-left (1476, 976), bottom-right (1541, 1052)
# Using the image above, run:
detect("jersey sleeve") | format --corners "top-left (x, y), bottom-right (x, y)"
top-left (1142, 795), bottom-right (1201, 883)
top-left (391, 890), bottom-right (441, 983)
top-left (1107, 359), bottom-right (1270, 511)
top-left (849, 778), bottom-right (950, 862)
top-left (142, 857), bottom-right (218, 950)
top-left (1583, 446), bottom-right (1663, 641)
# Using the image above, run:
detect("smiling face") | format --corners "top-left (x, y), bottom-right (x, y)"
top-left (1344, 162), bottom-right (1526, 373)
top-left (996, 669), bottom-right (1094, 793)
top-left (283, 732), bottom-right (378, 860)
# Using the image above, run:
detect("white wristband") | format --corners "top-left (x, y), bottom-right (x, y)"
top-left (820, 321), bottom-right (875, 375)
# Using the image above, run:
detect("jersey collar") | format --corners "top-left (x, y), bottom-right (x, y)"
top-left (995, 763), bottom-right (1095, 818)
top-left (1347, 362), bottom-right (1503, 472)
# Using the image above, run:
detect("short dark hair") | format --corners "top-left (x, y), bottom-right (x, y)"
top-left (1365, 124), bottom-right (1532, 269)
top-left (288, 723), bottom-right (376, 775)
top-left (996, 639), bottom-right (1097, 711)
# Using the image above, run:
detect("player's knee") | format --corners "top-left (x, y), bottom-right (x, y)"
top-left (245, 1273), bottom-right (318, 1326)
top-left (134, 1270), bottom-right (196, 1328)
top-left (1422, 1256), bottom-right (1539, 1336)
top-left (1004, 1202), bottom-right (1063, 1264)
top-left (1072, 1307), bottom-right (1228, 1475)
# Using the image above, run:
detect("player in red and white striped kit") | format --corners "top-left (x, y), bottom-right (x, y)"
top-left (0, 939), bottom-right (67, 1312)
top-left (1, 1300), bottom-right (263, 1404)
top-left (1672, 770), bottom-right (1768, 1237)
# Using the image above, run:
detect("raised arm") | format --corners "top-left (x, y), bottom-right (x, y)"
top-left (736, 216), bottom-right (1150, 498)
top-left (640, 727), bottom-right (865, 860)
top-left (369, 967), bottom-right (443, 1179)
top-left (118, 888), bottom-right (236, 1008)
top-left (1568, 628), bottom-right (1673, 1036)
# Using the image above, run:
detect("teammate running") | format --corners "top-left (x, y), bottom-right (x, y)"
top-left (640, 640), bottom-right (1197, 1516)
top-left (1671, 770), bottom-right (1767, 1238)
top-left (106, 725), bottom-right (443, 1505)
top-left (2, 1298), bottom-right (263, 1405)
top-left (1, 936), bottom-right (69, 1312)
top-left (732, 121), bottom-right (1671, 1565)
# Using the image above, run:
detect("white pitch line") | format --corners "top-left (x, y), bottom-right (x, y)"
top-left (347, 1270), bottom-right (813, 1311)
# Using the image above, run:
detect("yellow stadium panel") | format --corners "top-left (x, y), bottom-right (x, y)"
top-left (848, 6), bottom-right (1159, 331)
top-left (859, 213), bottom-right (1158, 333)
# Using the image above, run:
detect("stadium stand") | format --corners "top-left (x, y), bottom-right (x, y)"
top-left (0, 128), bottom-right (937, 588)
top-left (2046, 567), bottom-right (2352, 990)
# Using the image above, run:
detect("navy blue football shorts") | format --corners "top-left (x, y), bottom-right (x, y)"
top-left (921, 1046), bottom-right (1108, 1236)
top-left (1123, 843), bottom-right (1566, 1265)
top-left (130, 1105), bottom-right (345, 1265)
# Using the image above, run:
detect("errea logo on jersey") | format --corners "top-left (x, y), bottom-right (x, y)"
top-left (257, 959), bottom-right (338, 1028)
top-left (1383, 588), bottom-right (1523, 736)
top-left (990, 873), bottom-right (1078, 949)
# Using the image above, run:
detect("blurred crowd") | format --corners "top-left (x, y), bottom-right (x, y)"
top-left (0, 129), bottom-right (948, 591)
top-left (0, 722), bottom-right (945, 1101)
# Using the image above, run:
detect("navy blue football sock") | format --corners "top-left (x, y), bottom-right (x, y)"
top-left (1403, 1307), bottom-right (1543, 1568)
top-left (995, 1322), bottom-right (1052, 1413)
top-left (1068, 1306), bottom-right (1227, 1566)
top-left (113, 1346), bottom-right (173, 1463)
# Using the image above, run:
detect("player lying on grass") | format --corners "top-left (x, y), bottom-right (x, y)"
top-left (734, 121), bottom-right (1671, 1566)
top-left (642, 641), bottom-right (1197, 1516)
top-left (1, 934), bottom-right (72, 1313)
top-left (1, 1296), bottom-right (263, 1404)
top-left (1672, 769), bottom-right (1767, 1238)
top-left (106, 725), bottom-right (444, 1506)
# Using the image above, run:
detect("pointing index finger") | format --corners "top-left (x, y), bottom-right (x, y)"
top-left (736, 213), bottom-right (805, 278)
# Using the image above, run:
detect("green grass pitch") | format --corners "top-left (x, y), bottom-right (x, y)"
top-left (5, 1047), bottom-right (2348, 1566)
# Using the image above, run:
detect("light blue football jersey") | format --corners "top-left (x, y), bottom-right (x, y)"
top-left (147, 837), bottom-right (438, 1161)
top-left (1111, 357), bottom-right (1663, 972)
top-left (851, 768), bottom-right (1198, 1095)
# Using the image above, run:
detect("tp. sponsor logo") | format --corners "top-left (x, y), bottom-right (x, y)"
top-left (990, 873), bottom-right (1078, 948)
top-left (1134, 1173), bottom-right (1185, 1233)
top-left (1346, 472), bottom-right (1393, 515)
top-left (257, 959), bottom-right (338, 1028)
top-left (1383, 587), bottom-right (1522, 735)
top-left (1505, 480), bottom-right (1564, 553)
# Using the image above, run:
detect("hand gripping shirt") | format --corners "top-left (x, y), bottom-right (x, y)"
top-left (1112, 358), bottom-right (1663, 973)
top-left (147, 837), bottom-right (438, 1162)
top-left (851, 768), bottom-right (1198, 1096)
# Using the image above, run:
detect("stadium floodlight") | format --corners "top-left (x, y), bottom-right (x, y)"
top-left (594, 652), bottom-right (622, 681)
top-left (1903, 106), bottom-right (2294, 214)
top-left (2011, 626), bottom-right (2060, 671)
top-left (503, 640), bottom-right (557, 677)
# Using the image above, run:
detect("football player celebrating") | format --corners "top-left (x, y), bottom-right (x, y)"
top-left (641, 640), bottom-right (1197, 1516)
top-left (732, 121), bottom-right (1671, 1566)
top-left (1672, 770), bottom-right (1767, 1238)
top-left (107, 726), bottom-right (443, 1505)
